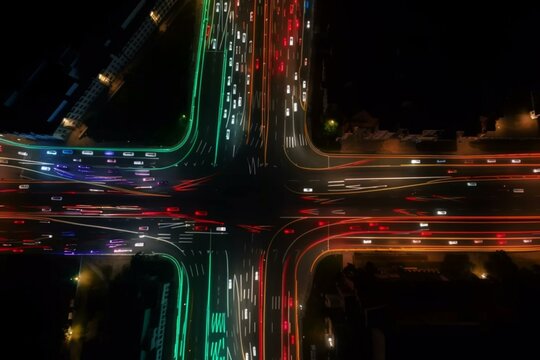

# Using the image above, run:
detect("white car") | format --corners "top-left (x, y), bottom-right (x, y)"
top-left (211, 38), bottom-right (217, 49)
top-left (82, 150), bottom-right (93, 155)
top-left (145, 152), bottom-right (157, 157)
top-left (289, 36), bottom-right (294, 46)
top-left (227, 76), bottom-right (231, 86)
top-left (40, 166), bottom-right (51, 171)
top-left (511, 159), bottom-right (521, 164)
top-left (419, 222), bottom-right (429, 227)
top-left (51, 196), bottom-right (63, 201)
top-left (513, 188), bottom-right (524, 193)
top-left (246, 74), bottom-right (250, 85)
top-left (411, 159), bottom-right (421, 164)
top-left (123, 152), bottom-right (134, 157)
top-left (134, 160), bottom-right (144, 165)
top-left (285, 108), bottom-right (290, 116)
top-left (436, 210), bottom-right (447, 215)
top-left (303, 187), bottom-right (313, 192)
top-left (18, 184), bottom-right (29, 190)
top-left (223, 109), bottom-right (228, 118)
top-left (216, 226), bottom-right (227, 232)
top-left (302, 80), bottom-right (307, 89)
top-left (46, 150), bottom-right (57, 155)
top-left (238, 96), bottom-right (242, 107)
top-left (306, 20), bottom-right (311, 29)
top-left (250, 11), bottom-right (254, 21)
top-left (487, 159), bottom-right (497, 163)
top-left (242, 32), bottom-right (246, 43)
top-left (226, 129), bottom-right (231, 140)
top-left (233, 84), bottom-right (237, 95)
top-left (286, 84), bottom-right (290, 94)
top-left (294, 72), bottom-right (298, 80)
top-left (302, 91), bottom-right (307, 102)
top-left (17, 151), bottom-right (28, 157)
top-left (231, 115), bottom-right (235, 125)
top-left (466, 182), bottom-right (477, 187)
top-left (533, 168), bottom-right (540, 173)
top-left (293, 102), bottom-right (298, 112)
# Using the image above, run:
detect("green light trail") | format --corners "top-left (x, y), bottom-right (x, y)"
top-left (210, 313), bottom-right (226, 359)
top-left (204, 238), bottom-right (213, 360)
top-left (159, 253), bottom-right (190, 360)
top-left (0, 0), bottom-right (212, 160)
top-left (213, 46), bottom-right (228, 166)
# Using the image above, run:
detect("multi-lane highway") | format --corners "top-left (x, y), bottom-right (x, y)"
top-left (2, 0), bottom-right (540, 359)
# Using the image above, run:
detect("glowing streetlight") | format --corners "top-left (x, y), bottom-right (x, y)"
top-left (150, 11), bottom-right (160, 24)
top-left (98, 73), bottom-right (111, 86)
top-left (327, 335), bottom-right (334, 348)
top-left (530, 90), bottom-right (539, 119)
top-left (323, 118), bottom-right (339, 135)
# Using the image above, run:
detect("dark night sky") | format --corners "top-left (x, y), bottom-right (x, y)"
top-left (327, 1), bottom-right (540, 133)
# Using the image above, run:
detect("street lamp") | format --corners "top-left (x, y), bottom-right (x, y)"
top-left (327, 335), bottom-right (334, 349)
top-left (323, 118), bottom-right (339, 136)
top-left (530, 90), bottom-right (539, 119)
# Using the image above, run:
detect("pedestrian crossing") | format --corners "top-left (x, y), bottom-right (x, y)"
top-left (285, 134), bottom-right (307, 148)
top-left (158, 221), bottom-right (194, 243)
